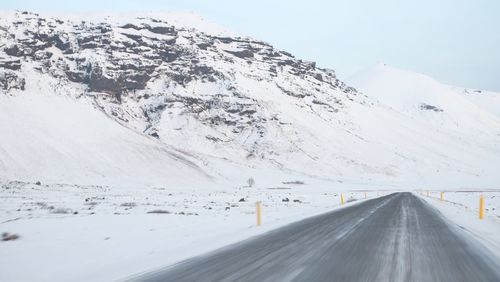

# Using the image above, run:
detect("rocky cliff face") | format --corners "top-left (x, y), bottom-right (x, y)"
top-left (0, 11), bottom-right (365, 162)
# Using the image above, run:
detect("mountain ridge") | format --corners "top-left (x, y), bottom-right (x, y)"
top-left (1, 11), bottom-right (499, 189)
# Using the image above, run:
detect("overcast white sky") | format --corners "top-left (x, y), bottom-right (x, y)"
top-left (2, 0), bottom-right (499, 91)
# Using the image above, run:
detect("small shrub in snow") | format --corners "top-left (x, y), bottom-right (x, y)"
top-left (120, 202), bottom-right (137, 207)
top-left (51, 208), bottom-right (71, 214)
top-left (35, 181), bottom-right (41, 186)
top-left (346, 198), bottom-right (357, 203)
top-left (247, 177), bottom-right (255, 187)
top-left (147, 210), bottom-right (171, 214)
top-left (282, 198), bottom-right (290, 202)
top-left (35, 202), bottom-right (47, 208)
top-left (282, 180), bottom-right (305, 185)
top-left (2, 232), bottom-right (20, 241)
top-left (239, 198), bottom-right (246, 202)
top-left (175, 212), bottom-right (199, 216)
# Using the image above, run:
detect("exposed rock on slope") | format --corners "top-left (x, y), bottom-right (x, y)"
top-left (1, 11), bottom-right (499, 189)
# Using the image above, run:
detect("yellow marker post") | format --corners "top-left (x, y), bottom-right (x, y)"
top-left (340, 194), bottom-right (344, 205)
top-left (256, 201), bottom-right (261, 226)
top-left (440, 192), bottom-right (443, 202)
top-left (479, 196), bottom-right (484, 220)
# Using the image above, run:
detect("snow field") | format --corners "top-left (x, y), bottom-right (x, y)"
top-left (0, 181), bottom-right (378, 282)
top-left (419, 190), bottom-right (500, 220)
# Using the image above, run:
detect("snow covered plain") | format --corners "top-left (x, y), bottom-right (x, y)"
top-left (420, 190), bottom-right (500, 221)
top-left (0, 180), bottom-right (374, 282)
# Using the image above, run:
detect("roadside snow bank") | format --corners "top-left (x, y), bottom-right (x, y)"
top-left (419, 191), bottom-right (500, 259)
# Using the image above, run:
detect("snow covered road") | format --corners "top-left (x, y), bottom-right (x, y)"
top-left (130, 193), bottom-right (500, 282)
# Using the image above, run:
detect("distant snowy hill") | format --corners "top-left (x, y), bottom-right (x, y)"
top-left (349, 63), bottom-right (500, 138)
top-left (459, 88), bottom-right (500, 119)
top-left (1, 11), bottom-right (499, 189)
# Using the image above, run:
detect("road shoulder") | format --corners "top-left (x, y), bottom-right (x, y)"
top-left (418, 193), bottom-right (500, 260)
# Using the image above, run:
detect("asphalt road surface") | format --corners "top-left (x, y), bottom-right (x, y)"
top-left (132, 192), bottom-right (500, 282)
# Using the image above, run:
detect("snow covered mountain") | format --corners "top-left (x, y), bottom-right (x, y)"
top-left (347, 63), bottom-right (500, 132)
top-left (1, 11), bottom-right (499, 189)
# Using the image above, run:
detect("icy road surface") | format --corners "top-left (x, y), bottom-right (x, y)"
top-left (130, 193), bottom-right (500, 282)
